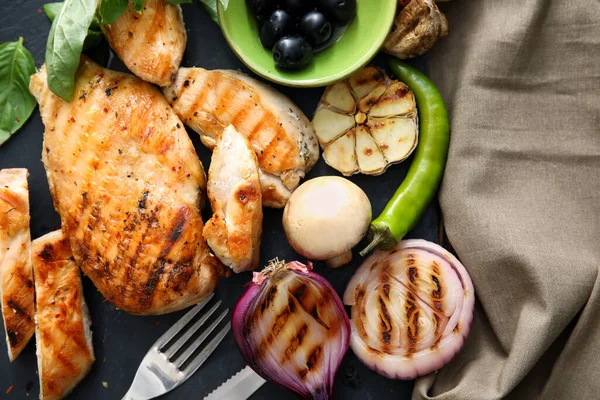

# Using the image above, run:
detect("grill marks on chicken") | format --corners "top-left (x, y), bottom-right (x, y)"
top-left (0, 169), bottom-right (35, 361)
top-left (102, 0), bottom-right (186, 87)
top-left (203, 126), bottom-right (262, 273)
top-left (32, 230), bottom-right (94, 400)
top-left (164, 68), bottom-right (320, 208)
top-left (30, 57), bottom-right (219, 315)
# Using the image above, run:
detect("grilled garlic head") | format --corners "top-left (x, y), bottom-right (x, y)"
top-left (312, 67), bottom-right (418, 176)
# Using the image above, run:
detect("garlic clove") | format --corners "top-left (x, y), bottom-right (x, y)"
top-left (324, 130), bottom-right (358, 175)
top-left (369, 81), bottom-right (417, 118)
top-left (383, 0), bottom-right (449, 60)
top-left (357, 82), bottom-right (388, 114)
top-left (322, 81), bottom-right (356, 113)
top-left (348, 66), bottom-right (387, 100)
top-left (313, 108), bottom-right (355, 145)
top-left (355, 126), bottom-right (386, 175)
top-left (369, 117), bottom-right (418, 164)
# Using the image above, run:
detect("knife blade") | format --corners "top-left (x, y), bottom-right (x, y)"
top-left (203, 366), bottom-right (266, 400)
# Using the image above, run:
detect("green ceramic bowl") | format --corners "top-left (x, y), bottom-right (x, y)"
top-left (217, 0), bottom-right (397, 87)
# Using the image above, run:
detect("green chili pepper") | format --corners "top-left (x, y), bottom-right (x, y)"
top-left (360, 59), bottom-right (450, 256)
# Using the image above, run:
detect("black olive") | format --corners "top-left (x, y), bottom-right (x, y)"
top-left (272, 36), bottom-right (314, 69)
top-left (282, 0), bottom-right (314, 14)
top-left (299, 11), bottom-right (332, 45)
top-left (246, 0), bottom-right (276, 19)
top-left (260, 9), bottom-right (294, 49)
top-left (318, 0), bottom-right (357, 23)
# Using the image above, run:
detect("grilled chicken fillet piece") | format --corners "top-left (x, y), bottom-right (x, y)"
top-left (203, 125), bottom-right (262, 273)
top-left (0, 169), bottom-right (35, 361)
top-left (164, 68), bottom-right (320, 208)
top-left (32, 230), bottom-right (94, 400)
top-left (30, 57), bottom-right (219, 315)
top-left (101, 0), bottom-right (186, 87)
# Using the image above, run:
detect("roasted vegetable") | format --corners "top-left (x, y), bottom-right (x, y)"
top-left (312, 66), bottom-right (418, 176)
top-left (233, 260), bottom-right (350, 399)
top-left (383, 0), bottom-right (449, 59)
top-left (361, 60), bottom-right (449, 255)
top-left (344, 239), bottom-right (475, 379)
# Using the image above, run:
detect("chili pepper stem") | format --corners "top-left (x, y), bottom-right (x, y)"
top-left (360, 224), bottom-right (397, 257)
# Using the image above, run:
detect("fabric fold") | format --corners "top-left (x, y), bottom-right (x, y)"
top-left (414, 0), bottom-right (600, 398)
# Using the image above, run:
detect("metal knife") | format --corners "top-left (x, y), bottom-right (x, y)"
top-left (204, 366), bottom-right (266, 400)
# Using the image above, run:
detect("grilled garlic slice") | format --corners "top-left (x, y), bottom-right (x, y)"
top-left (312, 67), bottom-right (418, 176)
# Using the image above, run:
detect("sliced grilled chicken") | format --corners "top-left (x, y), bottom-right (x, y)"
top-left (32, 230), bottom-right (94, 400)
top-left (30, 57), bottom-right (220, 315)
top-left (164, 68), bottom-right (320, 208)
top-left (101, 0), bottom-right (186, 87)
top-left (203, 125), bottom-right (262, 273)
top-left (0, 169), bottom-right (35, 361)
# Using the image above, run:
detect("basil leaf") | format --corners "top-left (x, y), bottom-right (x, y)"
top-left (133, 0), bottom-right (145, 13)
top-left (198, 0), bottom-right (227, 24)
top-left (166, 0), bottom-right (193, 3)
top-left (45, 0), bottom-right (97, 101)
top-left (43, 2), bottom-right (64, 21)
top-left (44, 2), bottom-right (100, 30)
top-left (99, 0), bottom-right (128, 24)
top-left (44, 2), bottom-right (103, 52)
top-left (83, 30), bottom-right (103, 50)
top-left (0, 38), bottom-right (37, 146)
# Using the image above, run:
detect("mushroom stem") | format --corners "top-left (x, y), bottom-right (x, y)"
top-left (326, 251), bottom-right (353, 268)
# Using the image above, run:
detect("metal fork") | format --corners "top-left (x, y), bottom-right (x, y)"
top-left (122, 294), bottom-right (230, 400)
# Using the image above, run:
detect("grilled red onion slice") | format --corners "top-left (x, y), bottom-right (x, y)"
top-left (233, 260), bottom-right (350, 399)
top-left (343, 239), bottom-right (475, 379)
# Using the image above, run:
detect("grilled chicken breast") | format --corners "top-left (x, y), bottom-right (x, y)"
top-left (32, 230), bottom-right (94, 400)
top-left (0, 169), bottom-right (35, 361)
top-left (164, 68), bottom-right (320, 208)
top-left (30, 57), bottom-right (220, 315)
top-left (101, 0), bottom-right (186, 87)
top-left (203, 126), bottom-right (262, 273)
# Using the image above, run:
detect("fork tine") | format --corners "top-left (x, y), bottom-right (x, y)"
top-left (163, 301), bottom-right (222, 359)
top-left (155, 293), bottom-right (214, 349)
top-left (182, 321), bottom-right (231, 375)
top-left (176, 309), bottom-right (229, 370)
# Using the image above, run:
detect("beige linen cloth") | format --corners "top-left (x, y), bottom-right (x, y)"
top-left (413, 0), bottom-right (600, 399)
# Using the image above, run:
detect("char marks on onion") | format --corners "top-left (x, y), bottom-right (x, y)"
top-left (344, 239), bottom-right (475, 379)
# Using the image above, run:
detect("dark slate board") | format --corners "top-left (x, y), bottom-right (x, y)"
top-left (0, 2), bottom-right (437, 399)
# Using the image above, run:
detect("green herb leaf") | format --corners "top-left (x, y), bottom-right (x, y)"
top-left (99, 0), bottom-right (129, 24)
top-left (198, 0), bottom-right (224, 24)
top-left (83, 30), bottom-right (104, 50)
top-left (133, 0), bottom-right (145, 13)
top-left (165, 0), bottom-right (192, 4)
top-left (0, 38), bottom-right (37, 146)
top-left (44, 2), bottom-right (100, 29)
top-left (45, 0), bottom-right (97, 101)
top-left (44, 2), bottom-right (103, 52)
top-left (43, 2), bottom-right (64, 21)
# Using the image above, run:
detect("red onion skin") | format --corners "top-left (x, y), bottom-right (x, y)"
top-left (344, 239), bottom-right (475, 380)
top-left (232, 262), bottom-right (351, 400)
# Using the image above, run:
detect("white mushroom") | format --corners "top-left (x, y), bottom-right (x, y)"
top-left (282, 177), bottom-right (372, 268)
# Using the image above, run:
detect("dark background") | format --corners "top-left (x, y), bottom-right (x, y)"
top-left (0, 1), bottom-right (436, 399)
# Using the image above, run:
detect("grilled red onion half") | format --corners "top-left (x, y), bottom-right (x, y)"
top-left (233, 260), bottom-right (351, 399)
top-left (343, 239), bottom-right (475, 379)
